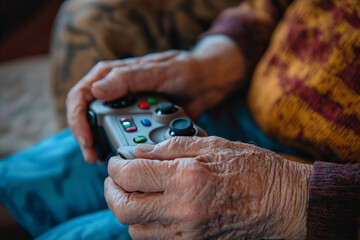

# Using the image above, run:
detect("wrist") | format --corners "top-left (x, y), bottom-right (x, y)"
top-left (191, 35), bottom-right (245, 89)
top-left (267, 159), bottom-right (313, 239)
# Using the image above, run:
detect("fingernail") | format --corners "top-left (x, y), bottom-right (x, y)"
top-left (136, 144), bottom-right (155, 152)
top-left (78, 136), bottom-right (86, 148)
top-left (92, 80), bottom-right (111, 92)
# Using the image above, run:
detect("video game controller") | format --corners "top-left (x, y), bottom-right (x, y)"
top-left (87, 94), bottom-right (207, 161)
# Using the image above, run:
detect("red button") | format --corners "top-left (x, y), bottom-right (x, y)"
top-left (125, 126), bottom-right (137, 132)
top-left (138, 101), bottom-right (150, 110)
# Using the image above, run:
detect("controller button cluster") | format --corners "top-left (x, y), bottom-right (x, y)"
top-left (141, 119), bottom-right (151, 127)
top-left (133, 136), bottom-right (147, 143)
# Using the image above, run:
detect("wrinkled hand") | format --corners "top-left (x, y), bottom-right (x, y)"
top-left (105, 136), bottom-right (313, 239)
top-left (66, 35), bottom-right (244, 163)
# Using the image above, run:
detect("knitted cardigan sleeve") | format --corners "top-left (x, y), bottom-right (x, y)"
top-left (306, 162), bottom-right (360, 239)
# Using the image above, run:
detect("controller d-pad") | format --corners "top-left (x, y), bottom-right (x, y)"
top-left (104, 94), bottom-right (136, 108)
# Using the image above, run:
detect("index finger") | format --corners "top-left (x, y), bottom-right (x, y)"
top-left (105, 177), bottom-right (165, 225)
top-left (66, 83), bottom-right (98, 162)
top-left (108, 157), bottom-right (178, 193)
top-left (66, 61), bottom-right (125, 163)
top-left (81, 60), bottom-right (125, 84)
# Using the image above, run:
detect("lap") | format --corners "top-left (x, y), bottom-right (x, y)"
top-left (36, 209), bottom-right (131, 240)
top-left (0, 129), bottom-right (109, 237)
top-left (0, 98), bottom-right (297, 238)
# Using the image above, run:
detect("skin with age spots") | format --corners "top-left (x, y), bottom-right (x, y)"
top-left (66, 36), bottom-right (244, 163)
top-left (51, 0), bottom-right (240, 127)
top-left (105, 136), bottom-right (313, 240)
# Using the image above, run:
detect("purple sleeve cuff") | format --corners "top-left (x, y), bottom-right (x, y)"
top-left (306, 161), bottom-right (360, 240)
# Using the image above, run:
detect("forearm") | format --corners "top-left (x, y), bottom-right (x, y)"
top-left (261, 157), bottom-right (313, 239)
top-left (200, 0), bottom-right (293, 78)
top-left (192, 35), bottom-right (245, 90)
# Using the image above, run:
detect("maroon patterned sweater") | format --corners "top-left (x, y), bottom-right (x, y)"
top-left (202, 0), bottom-right (360, 238)
top-left (307, 162), bottom-right (360, 240)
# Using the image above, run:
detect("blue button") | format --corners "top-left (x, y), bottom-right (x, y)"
top-left (141, 119), bottom-right (151, 127)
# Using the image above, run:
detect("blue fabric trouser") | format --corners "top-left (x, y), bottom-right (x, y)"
top-left (0, 97), bottom-right (297, 239)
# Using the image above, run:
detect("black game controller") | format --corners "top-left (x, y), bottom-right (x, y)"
top-left (87, 94), bottom-right (207, 161)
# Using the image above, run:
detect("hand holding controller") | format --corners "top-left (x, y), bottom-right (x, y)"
top-left (87, 94), bottom-right (207, 161)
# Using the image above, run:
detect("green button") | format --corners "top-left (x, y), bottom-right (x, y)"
top-left (133, 136), bottom-right (147, 143)
top-left (146, 97), bottom-right (157, 105)
top-left (122, 120), bottom-right (133, 128)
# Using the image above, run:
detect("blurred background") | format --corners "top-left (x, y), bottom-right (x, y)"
top-left (0, 0), bottom-right (65, 158)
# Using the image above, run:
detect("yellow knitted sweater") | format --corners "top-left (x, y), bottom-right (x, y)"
top-left (204, 0), bottom-right (360, 163)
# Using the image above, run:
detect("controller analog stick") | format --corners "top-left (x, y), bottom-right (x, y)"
top-left (156, 103), bottom-right (178, 115)
top-left (104, 94), bottom-right (136, 108)
top-left (169, 118), bottom-right (195, 136)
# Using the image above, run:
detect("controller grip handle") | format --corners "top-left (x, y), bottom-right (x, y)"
top-left (87, 110), bottom-right (115, 162)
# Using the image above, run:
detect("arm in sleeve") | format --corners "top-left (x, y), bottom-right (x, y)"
top-left (201, 0), bottom-right (293, 78)
top-left (306, 161), bottom-right (360, 240)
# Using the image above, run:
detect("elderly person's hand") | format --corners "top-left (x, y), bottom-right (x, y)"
top-left (66, 35), bottom-right (244, 163)
top-left (105, 136), bottom-right (313, 239)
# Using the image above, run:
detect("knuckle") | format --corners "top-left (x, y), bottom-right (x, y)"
top-left (173, 203), bottom-right (207, 226)
top-left (107, 157), bottom-right (120, 176)
top-left (66, 82), bottom-right (87, 104)
top-left (117, 161), bottom-right (140, 191)
top-left (167, 136), bottom-right (194, 148)
top-left (167, 136), bottom-right (182, 147)
top-left (128, 226), bottom-right (139, 240)
top-left (179, 160), bottom-right (208, 188)
top-left (70, 101), bottom-right (85, 118)
top-left (206, 136), bottom-right (232, 150)
top-left (66, 102), bottom-right (85, 127)
top-left (104, 177), bottom-right (112, 196)
top-left (66, 85), bottom-right (78, 103)
top-left (94, 60), bottom-right (109, 70)
top-left (106, 68), bottom-right (126, 86)
top-left (114, 66), bottom-right (132, 79)
top-left (114, 196), bottom-right (136, 225)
